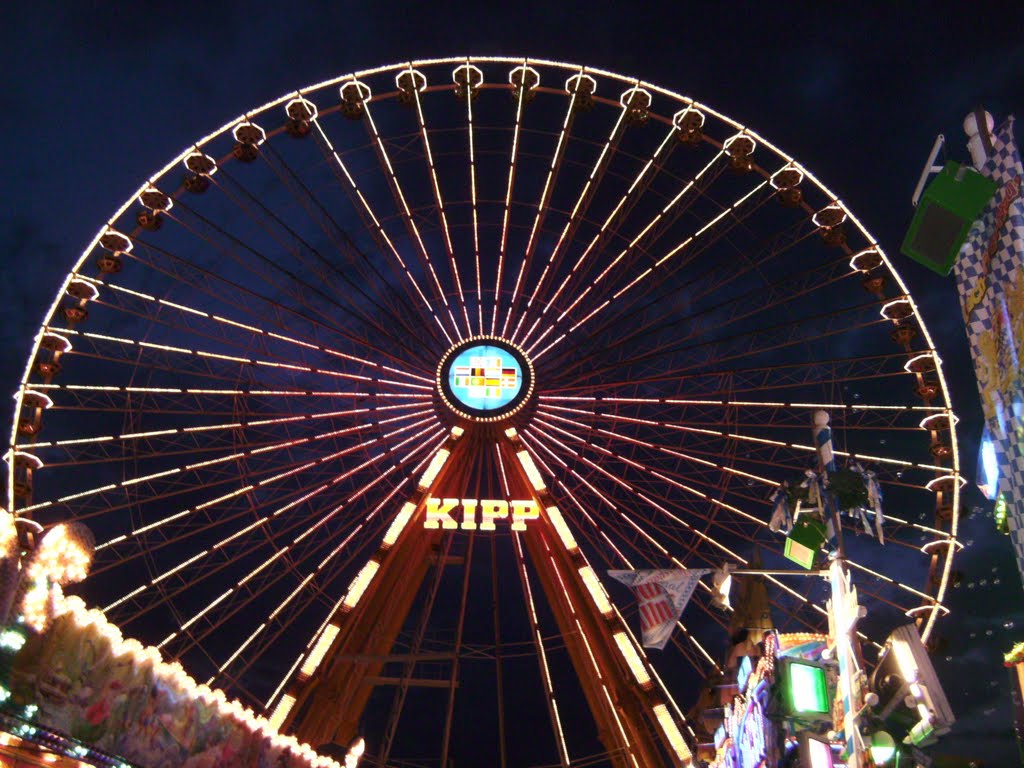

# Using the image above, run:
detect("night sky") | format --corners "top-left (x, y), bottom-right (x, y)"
top-left (2, 2), bottom-right (1023, 764)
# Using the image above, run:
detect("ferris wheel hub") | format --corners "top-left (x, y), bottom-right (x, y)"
top-left (435, 335), bottom-right (535, 423)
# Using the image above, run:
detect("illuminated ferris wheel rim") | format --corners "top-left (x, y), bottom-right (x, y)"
top-left (9, 54), bottom-right (958, 634)
top-left (9, 53), bottom-right (960, 635)
top-left (6, 56), bottom-right (962, 760)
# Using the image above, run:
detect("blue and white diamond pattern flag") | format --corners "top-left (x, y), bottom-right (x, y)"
top-left (953, 117), bottom-right (1024, 584)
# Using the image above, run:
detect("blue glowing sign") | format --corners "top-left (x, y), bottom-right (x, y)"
top-left (437, 338), bottom-right (533, 421)
top-left (448, 345), bottom-right (523, 411)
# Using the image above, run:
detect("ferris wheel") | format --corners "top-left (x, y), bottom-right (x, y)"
top-left (6, 57), bottom-right (961, 766)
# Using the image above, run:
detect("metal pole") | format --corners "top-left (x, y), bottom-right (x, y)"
top-left (812, 410), bottom-right (865, 767)
top-left (729, 569), bottom-right (829, 577)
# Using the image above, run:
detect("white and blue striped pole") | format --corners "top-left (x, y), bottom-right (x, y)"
top-left (812, 409), bottom-right (837, 472)
top-left (813, 410), bottom-right (842, 553)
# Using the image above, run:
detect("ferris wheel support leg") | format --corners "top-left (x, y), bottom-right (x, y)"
top-left (278, 429), bottom-right (468, 748)
top-left (504, 431), bottom-right (694, 768)
top-left (280, 510), bottom-right (440, 746)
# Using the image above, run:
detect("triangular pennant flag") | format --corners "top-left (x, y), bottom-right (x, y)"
top-left (608, 568), bottom-right (711, 650)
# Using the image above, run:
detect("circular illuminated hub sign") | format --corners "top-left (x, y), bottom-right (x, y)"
top-left (437, 337), bottom-right (534, 422)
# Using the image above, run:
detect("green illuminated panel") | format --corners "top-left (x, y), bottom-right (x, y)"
top-left (784, 537), bottom-right (816, 570)
top-left (788, 661), bottom-right (828, 713)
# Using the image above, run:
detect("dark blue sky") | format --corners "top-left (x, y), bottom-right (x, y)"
top-left (2, 2), bottom-right (1022, 763)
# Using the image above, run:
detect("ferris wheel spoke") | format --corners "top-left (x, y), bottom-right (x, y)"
top-left (556, 294), bottom-right (891, 394)
top-left (533, 402), bottom-right (949, 481)
top-left (529, 420), bottom-right (924, 648)
top-left (438, 531), bottom-right (476, 766)
top-left (528, 156), bottom-right (770, 360)
top-left (482, 60), bottom-right (532, 337)
top-left (523, 430), bottom-right (728, 595)
top-left (152, 195), bottom-right (423, 360)
top-left (251, 141), bottom-right (444, 352)
top-left (544, 349), bottom-right (922, 400)
top-left (523, 147), bottom-right (730, 356)
top-left (531, 415), bottom-right (766, 546)
top-left (510, 531), bottom-right (573, 768)
top-left (108, 474), bottom-right (369, 630)
top-left (404, 67), bottom-right (473, 338)
top-left (538, 411), bottom-right (938, 564)
top-left (554, 461), bottom-right (816, 645)
top-left (539, 395), bottom-right (945, 426)
top-left (102, 426), bottom-right (444, 673)
top-left (172, 510), bottom-right (395, 704)
top-left (552, 124), bottom-right (683, 305)
top-left (378, 529), bottom-right (459, 764)
top-left (217, 432), bottom-right (448, 694)
top-left (545, 237), bottom-right (850, 381)
top-left (44, 326), bottom-right (432, 395)
top-left (309, 115), bottom-right (455, 346)
top-left (512, 434), bottom-right (671, 765)
top-left (358, 94), bottom-right (463, 342)
top-left (539, 402), bottom-right (939, 436)
top-left (843, 558), bottom-right (946, 614)
top-left (59, 416), bottom-right (439, 548)
top-left (213, 515), bottom-right (381, 698)
top-left (260, 433), bottom-right (454, 714)
top-left (157, 488), bottom-right (395, 661)
top-left (524, 426), bottom-right (854, 638)
top-left (67, 410), bottom-right (434, 527)
top-left (557, 483), bottom-right (742, 659)
top-left (525, 432), bottom-right (820, 654)
top-left (527, 169), bottom-right (771, 361)
top-left (534, 403), bottom-right (941, 495)
top-left (84, 279), bottom-right (433, 383)
top-left (545, 181), bottom-right (817, 372)
top-left (22, 395), bottom-right (428, 467)
top-left (191, 160), bottom-right (425, 359)
top-left (119, 230), bottom-right (438, 373)
top-left (518, 88), bottom-right (632, 348)
top-left (504, 66), bottom-right (585, 341)
top-left (537, 407), bottom-right (778, 490)
top-left (550, 479), bottom-right (722, 674)
top-left (120, 419), bottom-right (437, 565)
top-left (452, 61), bottom-right (487, 334)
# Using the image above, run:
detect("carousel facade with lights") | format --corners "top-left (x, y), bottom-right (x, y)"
top-left (3, 57), bottom-right (961, 767)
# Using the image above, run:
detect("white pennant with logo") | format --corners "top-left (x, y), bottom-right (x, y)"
top-left (608, 568), bottom-right (711, 650)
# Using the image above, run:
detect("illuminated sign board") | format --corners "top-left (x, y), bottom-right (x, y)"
top-left (799, 733), bottom-right (835, 768)
top-left (784, 659), bottom-right (830, 715)
top-left (425, 497), bottom-right (539, 530)
top-left (437, 337), bottom-right (534, 421)
top-left (737, 692), bottom-right (767, 768)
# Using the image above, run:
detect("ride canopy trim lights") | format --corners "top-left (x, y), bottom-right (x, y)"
top-left (437, 337), bottom-right (534, 421)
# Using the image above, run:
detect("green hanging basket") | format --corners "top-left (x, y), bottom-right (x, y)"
top-left (827, 468), bottom-right (869, 511)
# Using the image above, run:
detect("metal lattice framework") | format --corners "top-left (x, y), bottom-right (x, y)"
top-left (7, 57), bottom-right (961, 766)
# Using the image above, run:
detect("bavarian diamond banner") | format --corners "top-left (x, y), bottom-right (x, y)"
top-left (952, 117), bottom-right (1024, 584)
